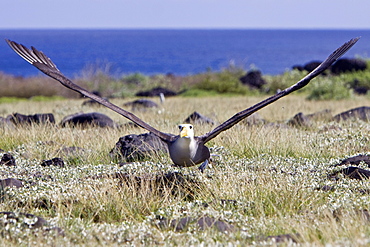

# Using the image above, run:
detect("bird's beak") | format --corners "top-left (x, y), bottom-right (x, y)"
top-left (180, 127), bottom-right (188, 138)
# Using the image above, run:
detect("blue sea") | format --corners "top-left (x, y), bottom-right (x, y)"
top-left (0, 29), bottom-right (369, 78)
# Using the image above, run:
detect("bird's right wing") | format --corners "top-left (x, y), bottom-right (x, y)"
top-left (198, 37), bottom-right (360, 144)
top-left (6, 39), bottom-right (175, 142)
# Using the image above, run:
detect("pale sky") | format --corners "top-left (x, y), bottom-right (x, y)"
top-left (0, 0), bottom-right (369, 29)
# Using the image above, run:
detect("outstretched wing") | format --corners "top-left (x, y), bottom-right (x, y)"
top-left (198, 37), bottom-right (360, 144)
top-left (6, 39), bottom-right (175, 142)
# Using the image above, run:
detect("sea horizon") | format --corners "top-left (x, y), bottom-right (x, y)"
top-left (0, 28), bottom-right (368, 78)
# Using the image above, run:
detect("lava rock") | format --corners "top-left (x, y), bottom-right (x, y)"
top-left (158, 216), bottom-right (235, 232)
top-left (333, 154), bottom-right (370, 167)
top-left (7, 113), bottom-right (55, 125)
top-left (333, 106), bottom-right (370, 122)
top-left (60, 112), bottom-right (116, 128)
top-left (242, 113), bottom-right (266, 126)
top-left (0, 153), bottom-right (16, 166)
top-left (239, 70), bottom-right (266, 89)
top-left (0, 211), bottom-right (64, 235)
top-left (331, 58), bottom-right (367, 74)
top-left (292, 65), bottom-right (304, 71)
top-left (40, 157), bottom-right (65, 168)
top-left (58, 146), bottom-right (86, 157)
top-left (183, 111), bottom-right (214, 125)
top-left (303, 61), bottom-right (322, 72)
top-left (335, 166), bottom-right (370, 180)
top-left (263, 233), bottom-right (300, 243)
top-left (110, 132), bottom-right (168, 162)
top-left (123, 99), bottom-right (158, 111)
top-left (135, 87), bottom-right (177, 97)
top-left (287, 112), bottom-right (312, 127)
top-left (305, 109), bottom-right (333, 122)
top-left (0, 178), bottom-right (23, 188)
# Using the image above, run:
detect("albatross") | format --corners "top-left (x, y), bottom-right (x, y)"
top-left (6, 38), bottom-right (359, 171)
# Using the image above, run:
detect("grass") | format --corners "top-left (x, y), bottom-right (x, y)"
top-left (0, 95), bottom-right (369, 246)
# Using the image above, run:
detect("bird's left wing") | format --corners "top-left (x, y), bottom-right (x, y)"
top-left (6, 39), bottom-right (176, 142)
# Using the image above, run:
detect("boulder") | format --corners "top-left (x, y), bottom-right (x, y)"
top-left (349, 79), bottom-right (369, 95)
top-left (82, 92), bottom-right (109, 106)
top-left (0, 178), bottom-right (23, 188)
top-left (333, 106), bottom-right (370, 122)
top-left (242, 113), bottom-right (266, 126)
top-left (157, 216), bottom-right (235, 232)
top-left (287, 109), bottom-right (333, 127)
top-left (333, 155), bottom-right (370, 167)
top-left (60, 112), bottom-right (116, 128)
top-left (7, 113), bottom-right (55, 125)
top-left (303, 61), bottom-right (322, 72)
top-left (40, 157), bottom-right (65, 168)
top-left (136, 87), bottom-right (177, 97)
top-left (0, 211), bottom-right (63, 235)
top-left (337, 166), bottom-right (370, 180)
top-left (292, 65), bottom-right (304, 71)
top-left (123, 99), bottom-right (158, 111)
top-left (331, 58), bottom-right (367, 74)
top-left (0, 153), bottom-right (16, 166)
top-left (239, 70), bottom-right (266, 89)
top-left (287, 112), bottom-right (312, 128)
top-left (263, 233), bottom-right (300, 243)
top-left (110, 132), bottom-right (168, 162)
top-left (82, 99), bottom-right (103, 106)
top-left (305, 109), bottom-right (333, 122)
top-left (183, 111), bottom-right (214, 125)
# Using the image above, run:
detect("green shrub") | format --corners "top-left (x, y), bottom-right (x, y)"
top-left (0, 97), bottom-right (27, 103)
top-left (264, 70), bottom-right (309, 94)
top-left (121, 73), bottom-right (149, 85)
top-left (180, 88), bottom-right (220, 97)
top-left (339, 70), bottom-right (370, 92)
top-left (306, 77), bottom-right (353, 100)
top-left (29, 96), bottom-right (65, 101)
top-left (192, 70), bottom-right (250, 95)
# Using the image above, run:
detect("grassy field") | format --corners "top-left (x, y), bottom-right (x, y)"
top-left (0, 94), bottom-right (369, 246)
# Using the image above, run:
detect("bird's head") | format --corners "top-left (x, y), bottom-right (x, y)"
top-left (178, 124), bottom-right (194, 138)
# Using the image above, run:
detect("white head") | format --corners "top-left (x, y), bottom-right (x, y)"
top-left (178, 124), bottom-right (194, 138)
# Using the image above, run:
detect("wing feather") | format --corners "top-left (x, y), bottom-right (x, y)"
top-left (198, 37), bottom-right (360, 144)
top-left (6, 39), bottom-right (174, 142)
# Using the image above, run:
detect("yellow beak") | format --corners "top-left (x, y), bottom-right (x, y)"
top-left (180, 127), bottom-right (188, 137)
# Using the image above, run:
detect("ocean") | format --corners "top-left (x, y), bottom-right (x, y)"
top-left (0, 29), bottom-right (369, 78)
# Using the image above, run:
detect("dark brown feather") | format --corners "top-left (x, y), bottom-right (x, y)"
top-left (198, 37), bottom-right (360, 144)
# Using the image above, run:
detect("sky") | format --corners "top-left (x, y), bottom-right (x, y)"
top-left (0, 0), bottom-right (369, 30)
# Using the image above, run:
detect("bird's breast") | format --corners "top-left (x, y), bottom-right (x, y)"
top-left (168, 137), bottom-right (198, 167)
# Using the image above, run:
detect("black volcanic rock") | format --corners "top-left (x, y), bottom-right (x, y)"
top-left (239, 70), bottom-right (266, 89)
top-left (60, 112), bottom-right (116, 128)
top-left (184, 111), bottom-right (214, 125)
top-left (111, 132), bottom-right (168, 162)
top-left (135, 87), bottom-right (177, 97)
top-left (7, 113), bottom-right (55, 125)
top-left (331, 58), bottom-right (367, 74)
top-left (333, 106), bottom-right (370, 122)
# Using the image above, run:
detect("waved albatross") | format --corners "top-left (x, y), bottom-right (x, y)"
top-left (6, 38), bottom-right (359, 171)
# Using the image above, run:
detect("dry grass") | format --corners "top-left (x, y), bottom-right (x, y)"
top-left (0, 95), bottom-right (369, 246)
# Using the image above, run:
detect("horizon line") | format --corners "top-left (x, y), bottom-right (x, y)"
top-left (0, 27), bottom-right (370, 31)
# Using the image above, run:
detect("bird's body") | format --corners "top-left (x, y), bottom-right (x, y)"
top-left (168, 124), bottom-right (210, 167)
top-left (5, 38), bottom-right (359, 171)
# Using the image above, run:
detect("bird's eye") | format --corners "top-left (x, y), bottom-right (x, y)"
top-left (178, 126), bottom-right (182, 130)
top-left (189, 126), bottom-right (193, 129)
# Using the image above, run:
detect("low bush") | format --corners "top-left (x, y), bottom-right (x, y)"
top-left (1, 59), bottom-right (370, 100)
top-left (306, 77), bottom-right (353, 100)
top-left (191, 70), bottom-right (251, 95)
